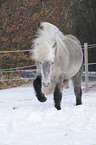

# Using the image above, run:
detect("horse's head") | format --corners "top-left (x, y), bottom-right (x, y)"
top-left (37, 40), bottom-right (56, 87)
top-left (32, 22), bottom-right (58, 87)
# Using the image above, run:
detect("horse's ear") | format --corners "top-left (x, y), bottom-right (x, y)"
top-left (51, 40), bottom-right (56, 48)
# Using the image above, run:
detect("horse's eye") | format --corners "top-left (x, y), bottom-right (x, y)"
top-left (52, 62), bottom-right (54, 65)
top-left (37, 43), bottom-right (39, 46)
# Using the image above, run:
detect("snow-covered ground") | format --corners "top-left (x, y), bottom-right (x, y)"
top-left (0, 82), bottom-right (96, 145)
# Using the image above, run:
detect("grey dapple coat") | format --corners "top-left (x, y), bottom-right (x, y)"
top-left (31, 22), bottom-right (83, 110)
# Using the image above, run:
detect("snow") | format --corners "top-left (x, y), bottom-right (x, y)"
top-left (0, 83), bottom-right (96, 145)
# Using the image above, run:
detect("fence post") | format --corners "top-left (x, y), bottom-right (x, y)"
top-left (84, 43), bottom-right (89, 91)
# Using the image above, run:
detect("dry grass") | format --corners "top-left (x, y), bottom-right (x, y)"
top-left (0, 79), bottom-right (34, 90)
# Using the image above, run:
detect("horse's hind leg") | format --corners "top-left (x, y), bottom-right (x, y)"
top-left (72, 65), bottom-right (83, 105)
top-left (33, 76), bottom-right (47, 102)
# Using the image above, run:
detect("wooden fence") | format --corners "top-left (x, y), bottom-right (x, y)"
top-left (0, 43), bottom-right (96, 91)
top-left (83, 43), bottom-right (96, 91)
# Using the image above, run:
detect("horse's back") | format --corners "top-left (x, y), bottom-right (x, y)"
top-left (61, 34), bottom-right (83, 79)
top-left (65, 34), bottom-right (81, 46)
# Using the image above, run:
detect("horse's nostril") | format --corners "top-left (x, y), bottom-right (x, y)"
top-left (43, 82), bottom-right (46, 87)
top-left (47, 82), bottom-right (50, 86)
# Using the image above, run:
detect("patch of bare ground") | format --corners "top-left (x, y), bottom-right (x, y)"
top-left (0, 79), bottom-right (34, 90)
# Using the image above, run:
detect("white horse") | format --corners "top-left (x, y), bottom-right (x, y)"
top-left (31, 22), bottom-right (83, 110)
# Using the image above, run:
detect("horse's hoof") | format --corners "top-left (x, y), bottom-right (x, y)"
top-left (56, 107), bottom-right (61, 110)
top-left (76, 99), bottom-right (82, 105)
top-left (76, 102), bottom-right (82, 106)
top-left (37, 93), bottom-right (47, 102)
top-left (55, 105), bottom-right (61, 110)
top-left (38, 97), bottom-right (47, 102)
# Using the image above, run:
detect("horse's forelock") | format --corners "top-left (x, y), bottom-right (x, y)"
top-left (32, 41), bottom-right (55, 62)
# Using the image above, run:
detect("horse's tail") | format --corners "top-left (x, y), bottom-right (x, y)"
top-left (42, 80), bottom-right (69, 95)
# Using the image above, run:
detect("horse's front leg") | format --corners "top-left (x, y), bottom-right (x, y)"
top-left (54, 84), bottom-right (62, 110)
top-left (33, 76), bottom-right (47, 102)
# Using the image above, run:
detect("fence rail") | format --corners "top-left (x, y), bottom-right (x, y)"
top-left (0, 43), bottom-right (96, 91)
top-left (0, 43), bottom-right (96, 54)
top-left (0, 50), bottom-right (31, 53)
top-left (1, 65), bottom-right (36, 71)
top-left (0, 77), bottom-right (34, 82)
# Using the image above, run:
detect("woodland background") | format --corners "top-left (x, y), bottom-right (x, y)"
top-left (0, 0), bottom-right (96, 71)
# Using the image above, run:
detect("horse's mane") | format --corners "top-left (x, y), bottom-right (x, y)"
top-left (31, 22), bottom-right (70, 62)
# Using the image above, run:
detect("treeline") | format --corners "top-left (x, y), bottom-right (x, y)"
top-left (0, 0), bottom-right (96, 70)
top-left (69, 0), bottom-right (96, 71)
